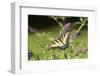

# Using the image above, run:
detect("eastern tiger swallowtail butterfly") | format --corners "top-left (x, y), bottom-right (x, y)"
top-left (48, 32), bottom-right (70, 50)
top-left (48, 22), bottom-right (71, 50)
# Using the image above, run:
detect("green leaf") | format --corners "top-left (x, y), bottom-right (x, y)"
top-left (73, 22), bottom-right (81, 26)
top-left (80, 17), bottom-right (83, 22)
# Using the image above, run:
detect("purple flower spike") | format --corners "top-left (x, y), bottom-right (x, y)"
top-left (64, 22), bottom-right (71, 32)
top-left (28, 51), bottom-right (33, 60)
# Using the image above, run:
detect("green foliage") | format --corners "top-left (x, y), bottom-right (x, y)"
top-left (76, 17), bottom-right (88, 33)
top-left (28, 22), bottom-right (88, 60)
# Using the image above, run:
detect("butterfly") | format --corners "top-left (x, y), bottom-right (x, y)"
top-left (48, 32), bottom-right (70, 50)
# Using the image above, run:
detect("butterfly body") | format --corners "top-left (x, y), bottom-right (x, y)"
top-left (59, 43), bottom-right (69, 50)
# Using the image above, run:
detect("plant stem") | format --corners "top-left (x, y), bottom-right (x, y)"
top-left (51, 17), bottom-right (63, 29)
top-left (76, 18), bottom-right (87, 34)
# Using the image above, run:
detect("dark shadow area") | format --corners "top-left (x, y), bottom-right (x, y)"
top-left (28, 15), bottom-right (57, 30)
top-left (28, 15), bottom-right (88, 32)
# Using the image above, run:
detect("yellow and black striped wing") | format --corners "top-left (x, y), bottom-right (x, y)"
top-left (48, 32), bottom-right (70, 49)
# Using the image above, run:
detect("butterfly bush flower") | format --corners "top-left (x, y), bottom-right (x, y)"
top-left (63, 22), bottom-right (71, 32)
top-left (28, 51), bottom-right (33, 60)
